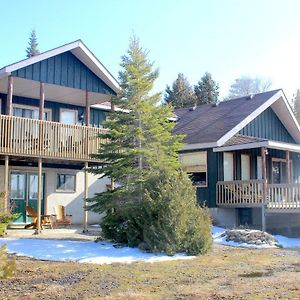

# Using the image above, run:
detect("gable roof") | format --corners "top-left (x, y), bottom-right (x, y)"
top-left (174, 89), bottom-right (300, 150)
top-left (0, 40), bottom-right (119, 93)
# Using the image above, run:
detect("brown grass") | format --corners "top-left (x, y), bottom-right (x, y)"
top-left (0, 244), bottom-right (299, 299)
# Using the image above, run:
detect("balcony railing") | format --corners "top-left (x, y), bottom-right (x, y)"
top-left (0, 114), bottom-right (107, 161)
top-left (217, 180), bottom-right (264, 207)
top-left (217, 180), bottom-right (300, 210)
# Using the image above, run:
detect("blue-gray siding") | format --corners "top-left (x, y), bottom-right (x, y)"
top-left (12, 51), bottom-right (116, 95)
top-left (0, 93), bottom-right (106, 127)
top-left (239, 107), bottom-right (295, 143)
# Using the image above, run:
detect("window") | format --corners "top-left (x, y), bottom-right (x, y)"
top-left (241, 154), bottom-right (250, 180)
top-left (224, 152), bottom-right (234, 181)
top-left (60, 109), bottom-right (78, 125)
top-left (56, 174), bottom-right (76, 192)
top-left (12, 104), bottom-right (51, 121)
top-left (180, 151), bottom-right (207, 187)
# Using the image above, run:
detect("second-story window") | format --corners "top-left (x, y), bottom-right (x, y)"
top-left (60, 109), bottom-right (78, 125)
top-left (13, 105), bottom-right (51, 121)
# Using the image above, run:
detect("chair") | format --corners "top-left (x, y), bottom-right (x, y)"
top-left (52, 205), bottom-right (72, 228)
top-left (24, 206), bottom-right (53, 229)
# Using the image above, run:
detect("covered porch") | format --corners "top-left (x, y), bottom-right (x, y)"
top-left (214, 135), bottom-right (300, 229)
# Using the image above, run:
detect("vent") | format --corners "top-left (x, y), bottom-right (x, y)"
top-left (247, 94), bottom-right (254, 100)
top-left (212, 102), bottom-right (219, 107)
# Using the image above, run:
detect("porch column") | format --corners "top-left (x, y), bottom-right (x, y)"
top-left (3, 156), bottom-right (9, 211)
top-left (39, 82), bottom-right (45, 120)
top-left (83, 162), bottom-right (88, 232)
top-left (85, 90), bottom-right (90, 126)
top-left (261, 147), bottom-right (267, 232)
top-left (6, 76), bottom-right (13, 115)
top-left (286, 150), bottom-right (291, 184)
top-left (36, 158), bottom-right (42, 233)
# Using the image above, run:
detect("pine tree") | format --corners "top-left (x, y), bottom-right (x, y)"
top-left (26, 29), bottom-right (40, 58)
top-left (89, 36), bottom-right (212, 255)
top-left (293, 89), bottom-right (300, 124)
top-left (164, 73), bottom-right (196, 108)
top-left (194, 72), bottom-right (219, 105)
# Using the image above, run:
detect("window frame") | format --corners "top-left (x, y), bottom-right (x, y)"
top-left (180, 151), bottom-right (208, 188)
top-left (12, 103), bottom-right (52, 121)
top-left (56, 173), bottom-right (76, 193)
top-left (59, 108), bottom-right (78, 125)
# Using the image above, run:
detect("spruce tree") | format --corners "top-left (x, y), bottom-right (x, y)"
top-left (89, 36), bottom-right (212, 255)
top-left (26, 29), bottom-right (40, 58)
top-left (194, 72), bottom-right (219, 105)
top-left (164, 73), bottom-right (196, 108)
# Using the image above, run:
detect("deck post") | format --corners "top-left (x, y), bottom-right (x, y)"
top-left (261, 147), bottom-right (267, 232)
top-left (4, 156), bottom-right (9, 211)
top-left (36, 158), bottom-right (42, 233)
top-left (6, 76), bottom-right (13, 115)
top-left (83, 161), bottom-right (89, 233)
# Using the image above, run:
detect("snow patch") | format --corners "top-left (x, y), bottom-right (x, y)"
top-left (0, 238), bottom-right (194, 265)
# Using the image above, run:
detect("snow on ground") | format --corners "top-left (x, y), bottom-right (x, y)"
top-left (212, 226), bottom-right (300, 249)
top-left (0, 238), bottom-right (194, 265)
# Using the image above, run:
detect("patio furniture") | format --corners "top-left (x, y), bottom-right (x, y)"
top-left (24, 206), bottom-right (53, 229)
top-left (52, 205), bottom-right (72, 228)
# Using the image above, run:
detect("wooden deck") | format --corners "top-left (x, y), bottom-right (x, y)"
top-left (217, 180), bottom-right (300, 210)
top-left (0, 114), bottom-right (107, 162)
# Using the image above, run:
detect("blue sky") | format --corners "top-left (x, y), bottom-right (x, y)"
top-left (1, 0), bottom-right (300, 99)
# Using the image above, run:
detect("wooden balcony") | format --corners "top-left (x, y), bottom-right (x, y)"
top-left (0, 114), bottom-right (107, 162)
top-left (217, 180), bottom-right (300, 210)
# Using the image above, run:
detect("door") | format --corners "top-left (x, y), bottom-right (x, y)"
top-left (9, 172), bottom-right (45, 223)
top-left (10, 173), bottom-right (26, 223)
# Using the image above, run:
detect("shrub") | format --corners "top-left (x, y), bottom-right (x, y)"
top-left (0, 192), bottom-right (19, 237)
top-left (0, 244), bottom-right (16, 279)
top-left (141, 172), bottom-right (212, 255)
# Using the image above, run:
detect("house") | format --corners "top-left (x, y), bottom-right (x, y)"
top-left (0, 40), bottom-right (118, 230)
top-left (174, 90), bottom-right (300, 236)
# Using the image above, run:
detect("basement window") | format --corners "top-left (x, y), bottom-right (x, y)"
top-left (56, 174), bottom-right (76, 192)
top-left (179, 151), bottom-right (208, 187)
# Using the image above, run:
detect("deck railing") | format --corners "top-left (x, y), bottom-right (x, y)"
top-left (267, 184), bottom-right (300, 209)
top-left (0, 114), bottom-right (107, 161)
top-left (217, 180), bottom-right (300, 210)
top-left (217, 179), bottom-right (264, 206)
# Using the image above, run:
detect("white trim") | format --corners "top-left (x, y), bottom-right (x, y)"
top-left (217, 91), bottom-right (284, 146)
top-left (213, 141), bottom-right (268, 152)
top-left (213, 139), bottom-right (300, 153)
top-left (0, 40), bottom-right (120, 93)
top-left (268, 140), bottom-right (300, 153)
top-left (12, 103), bottom-right (52, 121)
top-left (182, 142), bottom-right (218, 151)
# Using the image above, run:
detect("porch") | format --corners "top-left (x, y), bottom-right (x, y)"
top-left (0, 114), bottom-right (107, 162)
top-left (216, 180), bottom-right (300, 211)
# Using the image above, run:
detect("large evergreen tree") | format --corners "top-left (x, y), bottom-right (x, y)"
top-left (26, 29), bottom-right (40, 58)
top-left (164, 73), bottom-right (196, 108)
top-left (89, 36), bottom-right (212, 255)
top-left (194, 72), bottom-right (219, 105)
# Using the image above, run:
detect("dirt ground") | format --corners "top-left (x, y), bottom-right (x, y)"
top-left (0, 244), bottom-right (300, 300)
